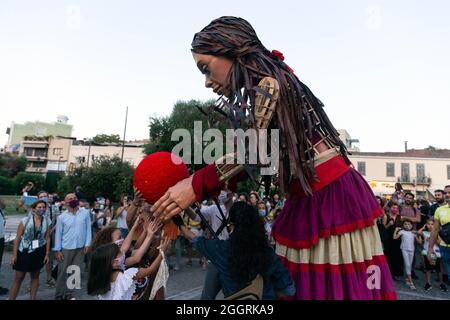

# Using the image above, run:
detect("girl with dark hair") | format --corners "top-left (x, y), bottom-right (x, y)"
top-left (87, 237), bottom-right (171, 300)
top-left (178, 202), bottom-right (295, 299)
top-left (151, 16), bottom-right (395, 299)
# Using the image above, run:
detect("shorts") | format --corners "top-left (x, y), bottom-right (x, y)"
top-left (423, 255), bottom-right (441, 272)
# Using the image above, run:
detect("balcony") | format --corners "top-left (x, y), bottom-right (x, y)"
top-left (397, 176), bottom-right (431, 186)
top-left (416, 177), bottom-right (432, 185)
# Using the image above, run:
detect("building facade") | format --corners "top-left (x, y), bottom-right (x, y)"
top-left (20, 136), bottom-right (74, 174)
top-left (69, 144), bottom-right (145, 171)
top-left (348, 149), bottom-right (450, 199)
top-left (6, 116), bottom-right (73, 152)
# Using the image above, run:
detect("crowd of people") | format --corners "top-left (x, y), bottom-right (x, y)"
top-left (376, 183), bottom-right (450, 292)
top-left (0, 179), bottom-right (449, 300)
top-left (0, 182), bottom-right (293, 300)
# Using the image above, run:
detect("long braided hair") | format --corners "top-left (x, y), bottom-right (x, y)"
top-left (192, 16), bottom-right (350, 195)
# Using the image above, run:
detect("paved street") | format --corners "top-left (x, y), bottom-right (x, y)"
top-left (1, 214), bottom-right (449, 300)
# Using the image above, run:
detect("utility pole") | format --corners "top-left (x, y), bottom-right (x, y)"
top-left (121, 106), bottom-right (128, 163)
top-left (87, 142), bottom-right (91, 167)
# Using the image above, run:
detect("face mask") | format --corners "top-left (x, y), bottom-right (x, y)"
top-left (114, 254), bottom-right (126, 271)
top-left (40, 197), bottom-right (48, 203)
top-left (35, 209), bottom-right (45, 216)
top-left (114, 239), bottom-right (124, 247)
top-left (258, 210), bottom-right (266, 217)
top-left (68, 199), bottom-right (79, 209)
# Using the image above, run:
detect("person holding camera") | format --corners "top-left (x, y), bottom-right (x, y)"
top-left (116, 195), bottom-right (131, 238)
top-left (9, 200), bottom-right (51, 300)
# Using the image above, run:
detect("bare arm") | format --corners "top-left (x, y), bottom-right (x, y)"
top-left (428, 219), bottom-right (440, 255)
top-left (135, 237), bottom-right (171, 279)
top-left (126, 204), bottom-right (139, 228)
top-left (126, 188), bottom-right (144, 228)
top-left (120, 218), bottom-right (140, 254)
top-left (135, 254), bottom-right (163, 279)
top-left (134, 228), bottom-right (147, 250)
top-left (11, 223), bottom-right (24, 265)
top-left (44, 228), bottom-right (51, 263)
top-left (126, 220), bottom-right (162, 266)
top-left (393, 227), bottom-right (401, 240)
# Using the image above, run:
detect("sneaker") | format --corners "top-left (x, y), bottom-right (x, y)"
top-left (173, 266), bottom-right (180, 271)
top-left (440, 283), bottom-right (448, 292)
top-left (64, 294), bottom-right (76, 300)
top-left (409, 283), bottom-right (417, 291)
top-left (46, 279), bottom-right (56, 288)
top-left (424, 283), bottom-right (432, 292)
top-left (0, 287), bottom-right (9, 295)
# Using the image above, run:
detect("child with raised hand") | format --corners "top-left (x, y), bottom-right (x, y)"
top-left (394, 221), bottom-right (417, 290)
top-left (417, 218), bottom-right (447, 292)
top-left (87, 236), bottom-right (171, 300)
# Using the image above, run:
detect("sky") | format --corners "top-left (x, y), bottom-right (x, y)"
top-left (1, 0), bottom-right (449, 152)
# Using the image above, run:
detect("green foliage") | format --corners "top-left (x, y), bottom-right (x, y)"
top-left (0, 153), bottom-right (27, 178)
top-left (23, 135), bottom-right (53, 141)
top-left (13, 172), bottom-right (45, 195)
top-left (57, 156), bottom-right (134, 202)
top-left (92, 134), bottom-right (121, 144)
top-left (144, 99), bottom-right (227, 172)
top-left (0, 176), bottom-right (15, 195)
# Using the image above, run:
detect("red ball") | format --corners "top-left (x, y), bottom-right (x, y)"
top-left (134, 152), bottom-right (190, 204)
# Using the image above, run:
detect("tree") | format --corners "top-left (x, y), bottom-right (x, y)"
top-left (57, 156), bottom-right (134, 202)
top-left (144, 99), bottom-right (227, 172)
top-left (92, 134), bottom-right (121, 145)
top-left (0, 176), bottom-right (15, 195)
top-left (0, 153), bottom-right (27, 178)
top-left (13, 172), bottom-right (46, 195)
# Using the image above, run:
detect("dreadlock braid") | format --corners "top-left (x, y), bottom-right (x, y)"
top-left (192, 16), bottom-right (350, 195)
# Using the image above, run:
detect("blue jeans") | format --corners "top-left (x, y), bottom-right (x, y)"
top-left (201, 263), bottom-right (222, 300)
top-left (440, 245), bottom-right (450, 275)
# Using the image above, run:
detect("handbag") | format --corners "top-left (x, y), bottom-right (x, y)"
top-left (224, 274), bottom-right (263, 300)
top-left (439, 222), bottom-right (450, 245)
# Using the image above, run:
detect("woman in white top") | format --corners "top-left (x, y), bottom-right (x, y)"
top-left (87, 237), bottom-right (171, 300)
top-left (116, 195), bottom-right (130, 238)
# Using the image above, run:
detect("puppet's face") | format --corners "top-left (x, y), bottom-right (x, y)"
top-left (192, 52), bottom-right (233, 97)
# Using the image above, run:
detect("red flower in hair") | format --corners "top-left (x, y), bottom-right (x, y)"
top-left (271, 49), bottom-right (295, 74)
top-left (271, 50), bottom-right (285, 61)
